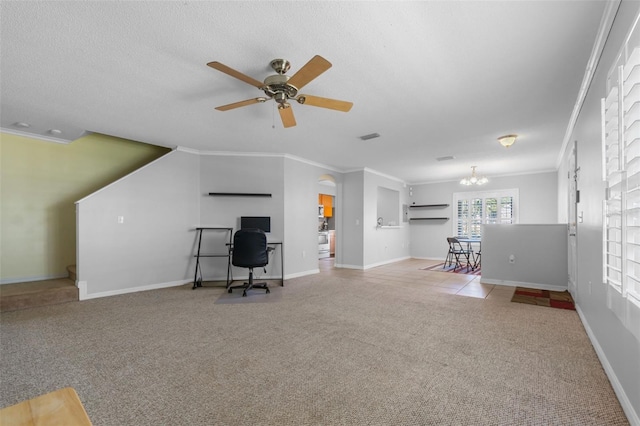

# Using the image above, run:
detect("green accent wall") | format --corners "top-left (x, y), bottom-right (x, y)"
top-left (0, 132), bottom-right (170, 283)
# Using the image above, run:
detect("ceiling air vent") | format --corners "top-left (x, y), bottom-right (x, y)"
top-left (436, 155), bottom-right (455, 162)
top-left (359, 133), bottom-right (380, 140)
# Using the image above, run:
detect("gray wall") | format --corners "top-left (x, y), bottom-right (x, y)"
top-left (77, 150), bottom-right (356, 291)
top-left (284, 157), bottom-right (341, 277)
top-left (198, 154), bottom-right (285, 280)
top-left (76, 150), bottom-right (200, 298)
top-left (363, 170), bottom-right (411, 268)
top-left (339, 170), bottom-right (365, 268)
top-left (482, 224), bottom-right (568, 290)
top-left (409, 171), bottom-right (558, 259)
top-left (557, 1), bottom-right (640, 421)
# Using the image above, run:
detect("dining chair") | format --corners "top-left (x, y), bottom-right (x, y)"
top-left (445, 237), bottom-right (473, 272)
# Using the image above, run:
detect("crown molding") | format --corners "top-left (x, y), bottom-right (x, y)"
top-left (556, 0), bottom-right (621, 169)
top-left (1, 127), bottom-right (89, 144)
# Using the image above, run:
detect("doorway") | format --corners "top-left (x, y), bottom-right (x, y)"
top-left (318, 174), bottom-right (337, 268)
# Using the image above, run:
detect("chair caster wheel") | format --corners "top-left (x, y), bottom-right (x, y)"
top-left (266, 289), bottom-right (270, 294)
top-left (242, 291), bottom-right (247, 297)
top-left (228, 289), bottom-right (232, 293)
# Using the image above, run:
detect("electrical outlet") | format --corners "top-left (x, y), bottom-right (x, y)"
top-left (117, 216), bottom-right (124, 224)
top-left (509, 254), bottom-right (515, 264)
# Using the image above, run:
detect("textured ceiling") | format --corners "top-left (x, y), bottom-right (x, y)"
top-left (0, 1), bottom-right (606, 183)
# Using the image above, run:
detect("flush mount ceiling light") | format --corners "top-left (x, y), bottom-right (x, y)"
top-left (460, 166), bottom-right (488, 186)
top-left (498, 134), bottom-right (518, 148)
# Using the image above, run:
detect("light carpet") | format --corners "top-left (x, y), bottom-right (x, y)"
top-left (0, 259), bottom-right (629, 425)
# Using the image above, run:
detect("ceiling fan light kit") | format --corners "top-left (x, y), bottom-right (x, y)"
top-left (207, 55), bottom-right (353, 128)
top-left (498, 134), bottom-right (518, 148)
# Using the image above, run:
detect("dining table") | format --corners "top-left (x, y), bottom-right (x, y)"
top-left (457, 237), bottom-right (481, 270)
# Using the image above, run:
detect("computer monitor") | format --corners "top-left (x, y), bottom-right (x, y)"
top-left (240, 216), bottom-right (271, 233)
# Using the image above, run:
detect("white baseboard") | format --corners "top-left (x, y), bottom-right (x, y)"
top-left (284, 269), bottom-right (319, 279)
top-left (336, 256), bottom-right (411, 270)
top-left (575, 305), bottom-right (640, 426)
top-left (364, 256), bottom-right (411, 270)
top-left (77, 280), bottom-right (88, 300)
top-left (1, 273), bottom-right (68, 285)
top-left (480, 278), bottom-right (567, 292)
top-left (80, 279), bottom-right (191, 300)
top-left (334, 263), bottom-right (364, 270)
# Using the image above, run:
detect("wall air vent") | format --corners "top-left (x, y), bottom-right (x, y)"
top-left (359, 133), bottom-right (380, 140)
top-left (436, 155), bottom-right (455, 162)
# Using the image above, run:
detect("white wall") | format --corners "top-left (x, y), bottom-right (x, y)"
top-left (482, 224), bottom-right (568, 290)
top-left (363, 169), bottom-right (411, 268)
top-left (557, 1), bottom-right (640, 422)
top-left (409, 171), bottom-right (557, 259)
top-left (76, 150), bottom-right (200, 298)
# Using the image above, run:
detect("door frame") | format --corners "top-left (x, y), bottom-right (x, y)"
top-left (568, 140), bottom-right (578, 296)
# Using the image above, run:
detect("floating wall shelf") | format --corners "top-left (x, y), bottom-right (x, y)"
top-left (409, 203), bottom-right (449, 222)
top-left (209, 192), bottom-right (272, 197)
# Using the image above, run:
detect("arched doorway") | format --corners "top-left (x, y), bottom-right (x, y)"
top-left (318, 174), bottom-right (337, 269)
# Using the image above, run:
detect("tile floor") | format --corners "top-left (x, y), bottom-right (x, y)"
top-left (319, 257), bottom-right (515, 300)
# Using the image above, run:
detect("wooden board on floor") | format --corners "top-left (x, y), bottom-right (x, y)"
top-left (0, 387), bottom-right (92, 425)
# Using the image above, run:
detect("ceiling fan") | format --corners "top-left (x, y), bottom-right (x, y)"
top-left (207, 55), bottom-right (353, 128)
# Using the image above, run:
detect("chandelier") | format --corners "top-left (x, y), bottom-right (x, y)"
top-left (460, 166), bottom-right (488, 186)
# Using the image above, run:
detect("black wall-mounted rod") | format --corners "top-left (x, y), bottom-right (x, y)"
top-left (208, 192), bottom-right (272, 197)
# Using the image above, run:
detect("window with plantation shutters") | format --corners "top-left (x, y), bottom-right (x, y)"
top-left (602, 38), bottom-right (640, 307)
top-left (453, 190), bottom-right (519, 238)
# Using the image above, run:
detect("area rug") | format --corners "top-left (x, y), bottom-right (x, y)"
top-left (511, 287), bottom-right (575, 310)
top-left (421, 262), bottom-right (481, 276)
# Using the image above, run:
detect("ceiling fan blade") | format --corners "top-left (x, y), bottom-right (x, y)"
top-left (287, 55), bottom-right (332, 90)
top-left (207, 61), bottom-right (264, 88)
top-left (297, 95), bottom-right (353, 112)
top-left (215, 97), bottom-right (266, 111)
top-left (278, 103), bottom-right (297, 128)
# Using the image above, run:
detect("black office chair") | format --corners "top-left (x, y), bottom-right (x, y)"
top-left (445, 237), bottom-right (473, 272)
top-left (228, 229), bottom-right (270, 297)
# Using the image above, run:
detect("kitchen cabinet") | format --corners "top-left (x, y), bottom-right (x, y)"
top-left (318, 194), bottom-right (333, 217)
